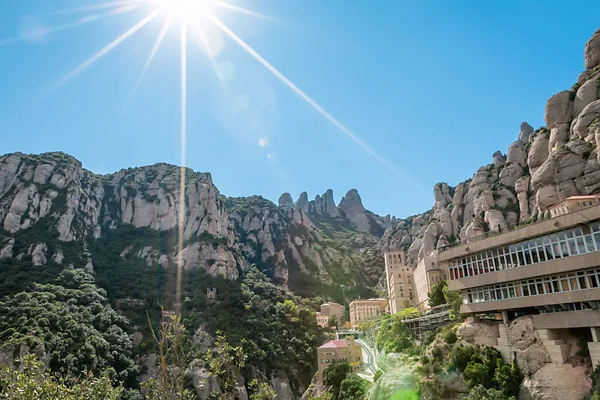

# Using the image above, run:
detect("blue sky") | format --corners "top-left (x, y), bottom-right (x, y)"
top-left (1, 0), bottom-right (599, 218)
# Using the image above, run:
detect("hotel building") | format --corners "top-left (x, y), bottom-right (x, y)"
top-left (438, 198), bottom-right (600, 365)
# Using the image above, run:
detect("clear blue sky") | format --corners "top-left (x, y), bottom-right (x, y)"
top-left (1, 0), bottom-right (599, 218)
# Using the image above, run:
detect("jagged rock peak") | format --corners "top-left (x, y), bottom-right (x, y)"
top-left (278, 193), bottom-right (293, 208)
top-left (295, 191), bottom-right (309, 212)
top-left (338, 189), bottom-right (371, 232)
top-left (519, 122), bottom-right (534, 142)
top-left (316, 189), bottom-right (340, 217)
top-left (584, 27), bottom-right (600, 70)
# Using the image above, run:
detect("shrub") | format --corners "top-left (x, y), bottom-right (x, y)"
top-left (464, 361), bottom-right (493, 389)
top-left (450, 345), bottom-right (476, 372)
top-left (444, 330), bottom-right (458, 345)
top-left (494, 361), bottom-right (523, 398)
top-left (465, 385), bottom-right (515, 400)
top-left (432, 346), bottom-right (444, 362)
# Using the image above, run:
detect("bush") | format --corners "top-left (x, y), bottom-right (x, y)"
top-left (494, 361), bottom-right (523, 398)
top-left (339, 375), bottom-right (370, 400)
top-left (465, 385), bottom-right (515, 400)
top-left (428, 281), bottom-right (447, 307)
top-left (444, 330), bottom-right (458, 345)
top-left (450, 345), bottom-right (476, 372)
top-left (464, 361), bottom-right (493, 389)
top-left (432, 346), bottom-right (444, 362)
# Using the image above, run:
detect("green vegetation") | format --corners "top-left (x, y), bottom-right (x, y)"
top-left (323, 362), bottom-right (351, 400)
top-left (443, 285), bottom-right (463, 321)
top-left (0, 268), bottom-right (139, 389)
top-left (373, 370), bottom-right (383, 382)
top-left (427, 281), bottom-right (447, 307)
top-left (376, 308), bottom-right (419, 354)
top-left (450, 345), bottom-right (523, 398)
top-left (0, 354), bottom-right (122, 400)
top-left (389, 389), bottom-right (419, 400)
top-left (323, 362), bottom-right (370, 400)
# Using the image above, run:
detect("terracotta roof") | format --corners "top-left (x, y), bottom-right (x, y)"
top-left (319, 340), bottom-right (348, 349)
top-left (549, 195), bottom-right (600, 209)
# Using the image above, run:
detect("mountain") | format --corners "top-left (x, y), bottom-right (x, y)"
top-left (0, 152), bottom-right (390, 300)
top-left (378, 28), bottom-right (600, 267)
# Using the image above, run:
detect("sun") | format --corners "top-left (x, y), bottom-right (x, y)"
top-left (152, 0), bottom-right (215, 22)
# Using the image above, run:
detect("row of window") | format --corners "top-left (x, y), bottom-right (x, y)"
top-left (462, 267), bottom-right (600, 305)
top-left (449, 222), bottom-right (600, 280)
top-left (538, 300), bottom-right (600, 314)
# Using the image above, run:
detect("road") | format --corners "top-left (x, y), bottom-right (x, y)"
top-left (356, 338), bottom-right (378, 376)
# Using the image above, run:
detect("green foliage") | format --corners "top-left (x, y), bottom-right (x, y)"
top-left (373, 370), bottom-right (383, 382)
top-left (376, 312), bottom-right (417, 354)
top-left (443, 330), bottom-right (458, 345)
top-left (338, 375), bottom-right (370, 400)
top-left (323, 362), bottom-right (350, 400)
top-left (450, 345), bottom-right (476, 372)
top-left (248, 379), bottom-right (276, 400)
top-left (0, 354), bottom-right (122, 400)
top-left (465, 385), bottom-right (515, 400)
top-left (585, 362), bottom-right (600, 399)
top-left (431, 346), bottom-right (444, 362)
top-left (494, 361), bottom-right (523, 398)
top-left (443, 286), bottom-right (463, 321)
top-left (328, 315), bottom-right (338, 329)
top-left (0, 268), bottom-right (138, 388)
top-left (205, 332), bottom-right (247, 399)
top-left (142, 310), bottom-right (197, 400)
top-left (182, 267), bottom-right (318, 391)
top-left (427, 281), bottom-right (447, 307)
top-left (464, 361), bottom-right (493, 389)
top-left (449, 345), bottom-right (523, 398)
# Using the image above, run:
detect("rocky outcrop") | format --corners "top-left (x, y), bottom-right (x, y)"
top-left (518, 364), bottom-right (590, 400)
top-left (584, 28), bottom-right (600, 70)
top-left (338, 189), bottom-right (371, 232)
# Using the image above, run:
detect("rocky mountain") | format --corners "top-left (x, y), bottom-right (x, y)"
top-left (378, 27), bottom-right (600, 266)
top-left (0, 152), bottom-right (390, 301)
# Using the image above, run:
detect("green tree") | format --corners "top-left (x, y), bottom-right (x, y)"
top-left (443, 285), bottom-right (463, 321)
top-left (204, 332), bottom-right (247, 400)
top-left (464, 361), bottom-right (493, 389)
top-left (339, 375), bottom-right (370, 400)
top-left (450, 345), bottom-right (476, 372)
top-left (0, 354), bottom-right (122, 400)
top-left (465, 385), bottom-right (515, 400)
top-left (328, 315), bottom-right (338, 329)
top-left (143, 309), bottom-right (197, 400)
top-left (493, 361), bottom-right (523, 398)
top-left (427, 281), bottom-right (447, 307)
top-left (323, 362), bottom-right (350, 400)
top-left (248, 379), bottom-right (276, 400)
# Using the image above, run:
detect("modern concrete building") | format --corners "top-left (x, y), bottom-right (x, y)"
top-left (413, 253), bottom-right (448, 311)
top-left (549, 195), bottom-right (600, 218)
top-left (349, 298), bottom-right (388, 328)
top-left (315, 302), bottom-right (346, 329)
top-left (439, 204), bottom-right (600, 366)
top-left (316, 337), bottom-right (362, 382)
top-left (384, 251), bottom-right (416, 314)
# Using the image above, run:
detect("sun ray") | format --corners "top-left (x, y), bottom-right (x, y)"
top-left (212, 1), bottom-right (281, 22)
top-left (0, 6), bottom-right (139, 49)
top-left (47, 11), bottom-right (160, 95)
top-left (210, 16), bottom-right (410, 181)
top-left (188, 21), bottom-right (224, 83)
top-left (176, 22), bottom-right (188, 315)
top-left (42, 0), bottom-right (147, 16)
top-left (123, 18), bottom-right (172, 111)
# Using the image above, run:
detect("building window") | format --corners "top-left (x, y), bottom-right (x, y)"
top-left (448, 222), bottom-right (600, 281)
top-left (462, 267), bottom-right (600, 305)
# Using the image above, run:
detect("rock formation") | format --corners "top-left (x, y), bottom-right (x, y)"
top-left (378, 27), bottom-right (600, 266)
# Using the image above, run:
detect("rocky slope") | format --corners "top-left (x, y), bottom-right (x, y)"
top-left (378, 27), bottom-right (600, 266)
top-left (0, 152), bottom-right (390, 299)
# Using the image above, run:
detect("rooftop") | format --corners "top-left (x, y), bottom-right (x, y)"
top-left (319, 339), bottom-right (348, 349)
top-left (549, 195), bottom-right (600, 209)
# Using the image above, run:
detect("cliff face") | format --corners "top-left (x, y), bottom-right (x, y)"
top-left (378, 27), bottom-right (600, 266)
top-left (0, 152), bottom-right (386, 294)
